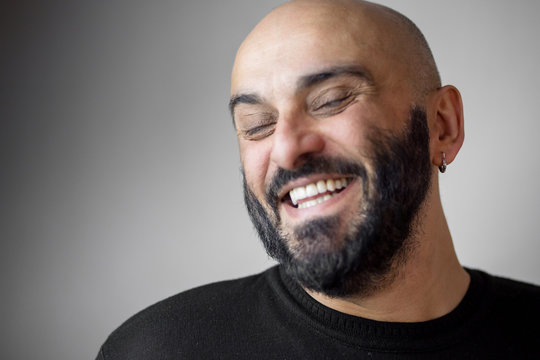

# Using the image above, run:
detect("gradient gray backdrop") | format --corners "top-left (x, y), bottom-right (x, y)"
top-left (2, 1), bottom-right (539, 359)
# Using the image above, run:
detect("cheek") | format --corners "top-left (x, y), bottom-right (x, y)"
top-left (239, 140), bottom-right (272, 195)
top-left (320, 106), bottom-right (374, 157)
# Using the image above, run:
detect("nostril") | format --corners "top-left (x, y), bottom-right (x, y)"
top-left (292, 153), bottom-right (317, 169)
top-left (270, 129), bottom-right (325, 170)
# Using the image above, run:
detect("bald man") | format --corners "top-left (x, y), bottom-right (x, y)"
top-left (97, 1), bottom-right (540, 359)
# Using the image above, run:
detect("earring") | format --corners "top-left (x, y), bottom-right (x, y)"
top-left (439, 152), bottom-right (447, 173)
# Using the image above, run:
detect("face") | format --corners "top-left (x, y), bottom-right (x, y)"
top-left (242, 107), bottom-right (432, 297)
top-left (231, 6), bottom-right (433, 296)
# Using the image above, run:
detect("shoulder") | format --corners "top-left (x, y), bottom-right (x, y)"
top-left (98, 267), bottom-right (280, 359)
top-left (466, 269), bottom-right (540, 355)
top-left (483, 271), bottom-right (540, 327)
top-left (477, 269), bottom-right (540, 309)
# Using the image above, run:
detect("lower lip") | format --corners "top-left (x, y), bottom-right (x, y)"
top-left (282, 179), bottom-right (358, 220)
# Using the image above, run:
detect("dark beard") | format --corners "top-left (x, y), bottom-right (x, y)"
top-left (242, 106), bottom-right (432, 297)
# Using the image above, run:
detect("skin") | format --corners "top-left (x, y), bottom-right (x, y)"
top-left (230, 0), bottom-right (469, 322)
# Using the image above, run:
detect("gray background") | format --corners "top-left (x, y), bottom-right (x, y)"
top-left (2, 1), bottom-right (539, 359)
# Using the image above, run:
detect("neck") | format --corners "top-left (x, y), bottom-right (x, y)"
top-left (306, 185), bottom-right (470, 323)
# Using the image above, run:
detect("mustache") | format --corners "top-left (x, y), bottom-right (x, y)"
top-left (265, 156), bottom-right (368, 212)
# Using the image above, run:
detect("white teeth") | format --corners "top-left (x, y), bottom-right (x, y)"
top-left (305, 184), bottom-right (318, 197)
top-left (299, 199), bottom-right (318, 209)
top-left (316, 180), bottom-right (327, 193)
top-left (290, 189), bottom-right (298, 205)
top-left (326, 179), bottom-right (336, 192)
top-left (289, 177), bottom-right (350, 208)
top-left (297, 193), bottom-right (336, 209)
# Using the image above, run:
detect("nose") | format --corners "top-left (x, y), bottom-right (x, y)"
top-left (269, 113), bottom-right (325, 170)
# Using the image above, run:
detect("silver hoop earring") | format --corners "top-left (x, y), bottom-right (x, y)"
top-left (439, 152), bottom-right (447, 173)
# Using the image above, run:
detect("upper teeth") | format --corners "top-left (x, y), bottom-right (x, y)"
top-left (289, 178), bottom-right (350, 207)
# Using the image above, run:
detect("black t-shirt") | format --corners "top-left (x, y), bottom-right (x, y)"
top-left (97, 266), bottom-right (540, 359)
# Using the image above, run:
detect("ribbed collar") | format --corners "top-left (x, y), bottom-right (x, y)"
top-left (272, 266), bottom-right (491, 352)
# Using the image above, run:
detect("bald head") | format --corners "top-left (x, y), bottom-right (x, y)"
top-left (355, 0), bottom-right (442, 94)
top-left (230, 0), bottom-right (465, 300)
top-left (231, 0), bottom-right (440, 103)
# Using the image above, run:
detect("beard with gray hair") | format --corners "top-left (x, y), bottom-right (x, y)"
top-left (242, 106), bottom-right (432, 298)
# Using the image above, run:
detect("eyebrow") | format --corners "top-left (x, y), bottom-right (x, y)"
top-left (297, 65), bottom-right (374, 91)
top-left (228, 93), bottom-right (263, 118)
top-left (229, 64), bottom-right (374, 117)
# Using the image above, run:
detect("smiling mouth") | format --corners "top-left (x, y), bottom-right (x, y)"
top-left (283, 177), bottom-right (353, 209)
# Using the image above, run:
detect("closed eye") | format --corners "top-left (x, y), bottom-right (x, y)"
top-left (310, 89), bottom-right (357, 117)
top-left (235, 109), bottom-right (277, 141)
top-left (314, 95), bottom-right (352, 111)
top-left (239, 123), bottom-right (276, 141)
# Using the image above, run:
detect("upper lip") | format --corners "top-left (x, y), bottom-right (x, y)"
top-left (277, 173), bottom-right (354, 201)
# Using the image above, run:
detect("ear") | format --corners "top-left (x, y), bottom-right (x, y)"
top-left (427, 85), bottom-right (464, 167)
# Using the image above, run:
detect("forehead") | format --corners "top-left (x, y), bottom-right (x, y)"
top-left (230, 7), bottom-right (404, 98)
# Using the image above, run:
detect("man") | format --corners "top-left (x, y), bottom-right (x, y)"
top-left (97, 0), bottom-right (540, 358)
